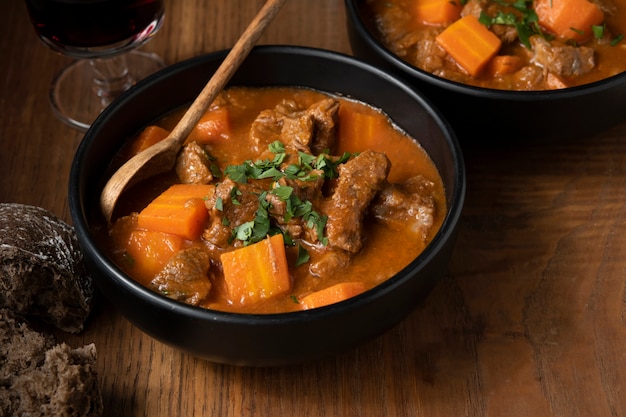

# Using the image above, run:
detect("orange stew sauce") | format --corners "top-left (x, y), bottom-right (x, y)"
top-left (361, 0), bottom-right (626, 90)
top-left (98, 87), bottom-right (446, 314)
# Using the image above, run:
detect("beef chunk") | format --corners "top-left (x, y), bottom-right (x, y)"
top-left (309, 151), bottom-right (389, 276)
top-left (262, 189), bottom-right (306, 240)
top-left (309, 250), bottom-right (351, 278)
top-left (375, 4), bottom-right (447, 74)
top-left (304, 98), bottom-right (339, 154)
top-left (530, 36), bottom-right (595, 78)
top-left (371, 175), bottom-right (436, 242)
top-left (249, 98), bottom-right (339, 155)
top-left (249, 99), bottom-right (314, 153)
top-left (323, 150), bottom-right (390, 254)
top-left (203, 178), bottom-right (261, 248)
top-left (249, 108), bottom-right (285, 152)
top-left (175, 141), bottom-right (214, 184)
top-left (590, 0), bottom-right (616, 15)
top-left (462, 0), bottom-right (518, 43)
top-left (150, 247), bottom-right (212, 306)
top-left (281, 113), bottom-right (315, 152)
top-left (280, 170), bottom-right (326, 206)
top-left (416, 34), bottom-right (447, 73)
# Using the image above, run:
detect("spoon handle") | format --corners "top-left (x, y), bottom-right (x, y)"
top-left (168, 0), bottom-right (288, 145)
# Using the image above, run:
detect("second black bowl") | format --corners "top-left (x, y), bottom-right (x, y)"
top-left (345, 0), bottom-right (626, 143)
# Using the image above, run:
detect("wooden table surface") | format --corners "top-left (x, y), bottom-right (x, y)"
top-left (3, 1), bottom-right (626, 416)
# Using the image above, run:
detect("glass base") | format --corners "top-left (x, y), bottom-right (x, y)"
top-left (49, 50), bottom-right (165, 131)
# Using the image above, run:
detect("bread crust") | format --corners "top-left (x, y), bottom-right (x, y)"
top-left (0, 203), bottom-right (93, 333)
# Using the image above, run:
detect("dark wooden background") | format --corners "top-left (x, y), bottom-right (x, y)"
top-left (2, 0), bottom-right (625, 415)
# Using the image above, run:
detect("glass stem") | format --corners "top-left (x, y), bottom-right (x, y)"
top-left (89, 55), bottom-right (134, 107)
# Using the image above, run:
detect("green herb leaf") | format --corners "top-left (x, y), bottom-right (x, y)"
top-left (230, 187), bottom-right (241, 205)
top-left (304, 211), bottom-right (328, 244)
top-left (233, 220), bottom-right (254, 242)
top-left (210, 163), bottom-right (222, 179)
top-left (298, 151), bottom-right (317, 166)
top-left (271, 184), bottom-right (294, 201)
top-left (256, 166), bottom-right (284, 180)
top-left (611, 34), bottom-right (624, 46)
top-left (592, 24), bottom-right (604, 40)
top-left (478, 1), bottom-right (545, 49)
top-left (291, 198), bottom-right (313, 218)
top-left (223, 142), bottom-right (335, 251)
top-left (268, 140), bottom-right (285, 154)
top-left (224, 164), bottom-right (249, 183)
top-left (295, 244), bottom-right (310, 267)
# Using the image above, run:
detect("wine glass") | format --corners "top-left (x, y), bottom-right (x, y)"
top-left (25, 0), bottom-right (166, 131)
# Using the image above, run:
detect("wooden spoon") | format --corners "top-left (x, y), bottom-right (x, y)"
top-left (99, 0), bottom-right (287, 223)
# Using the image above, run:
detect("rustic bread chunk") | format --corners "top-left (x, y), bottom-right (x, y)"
top-left (0, 203), bottom-right (93, 333)
top-left (0, 309), bottom-right (103, 417)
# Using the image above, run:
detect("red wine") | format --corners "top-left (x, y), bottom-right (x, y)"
top-left (25, 0), bottom-right (164, 53)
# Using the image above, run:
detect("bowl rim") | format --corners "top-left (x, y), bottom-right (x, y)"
top-left (344, 0), bottom-right (626, 99)
top-left (69, 45), bottom-right (466, 326)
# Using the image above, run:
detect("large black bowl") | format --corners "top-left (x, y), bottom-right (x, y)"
top-left (345, 0), bottom-right (626, 142)
top-left (69, 46), bottom-right (465, 366)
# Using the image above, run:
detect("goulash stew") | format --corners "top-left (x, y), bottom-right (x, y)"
top-left (360, 0), bottom-right (626, 89)
top-left (99, 87), bottom-right (446, 314)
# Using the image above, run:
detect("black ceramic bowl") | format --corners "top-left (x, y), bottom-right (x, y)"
top-left (69, 46), bottom-right (465, 366)
top-left (345, 0), bottom-right (626, 142)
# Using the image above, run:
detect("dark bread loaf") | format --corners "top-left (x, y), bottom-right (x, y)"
top-left (0, 309), bottom-right (103, 417)
top-left (0, 203), bottom-right (93, 333)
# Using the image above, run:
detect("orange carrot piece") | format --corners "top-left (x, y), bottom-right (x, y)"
top-left (220, 234), bottom-right (291, 305)
top-left (128, 125), bottom-right (170, 156)
top-left (534, 0), bottom-right (604, 43)
top-left (436, 15), bottom-right (502, 77)
top-left (337, 105), bottom-right (388, 154)
top-left (186, 107), bottom-right (231, 144)
top-left (125, 229), bottom-right (185, 285)
top-left (299, 281), bottom-right (367, 310)
top-left (414, 0), bottom-right (463, 25)
top-left (486, 55), bottom-right (524, 77)
top-left (137, 184), bottom-right (214, 240)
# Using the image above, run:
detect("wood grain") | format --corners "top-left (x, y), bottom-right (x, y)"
top-left (2, 0), bottom-right (626, 416)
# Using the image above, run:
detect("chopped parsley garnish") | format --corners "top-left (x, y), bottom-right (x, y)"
top-left (304, 211), bottom-right (329, 245)
top-left (228, 185), bottom-right (327, 247)
top-left (271, 184), bottom-right (294, 201)
top-left (223, 141), bottom-right (343, 250)
top-left (231, 192), bottom-right (274, 245)
top-left (591, 24), bottom-right (624, 46)
top-left (479, 0), bottom-right (625, 49)
top-left (592, 24), bottom-right (605, 40)
top-left (611, 34), bottom-right (624, 46)
top-left (215, 196), bottom-right (224, 211)
top-left (478, 0), bottom-right (546, 49)
top-left (224, 141), bottom-right (352, 184)
top-left (295, 244), bottom-right (310, 267)
top-left (269, 141), bottom-right (285, 153)
top-left (229, 187), bottom-right (242, 205)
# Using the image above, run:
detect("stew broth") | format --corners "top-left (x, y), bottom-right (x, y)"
top-left (98, 87), bottom-right (446, 314)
